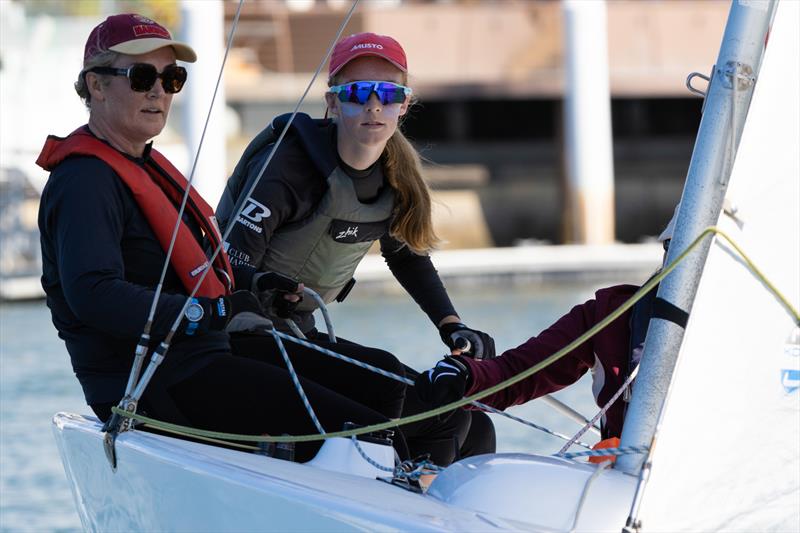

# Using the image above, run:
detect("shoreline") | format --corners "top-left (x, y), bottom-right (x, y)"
top-left (0, 243), bottom-right (662, 302)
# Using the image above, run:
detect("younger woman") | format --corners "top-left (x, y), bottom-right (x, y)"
top-left (218, 33), bottom-right (497, 465)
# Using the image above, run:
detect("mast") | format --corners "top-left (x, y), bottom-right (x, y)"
top-left (616, 0), bottom-right (778, 475)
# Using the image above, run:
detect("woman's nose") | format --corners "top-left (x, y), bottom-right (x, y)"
top-left (147, 79), bottom-right (165, 98)
top-left (364, 92), bottom-right (382, 111)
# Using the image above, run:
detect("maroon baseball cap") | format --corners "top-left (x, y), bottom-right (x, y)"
top-left (84, 13), bottom-right (196, 64)
top-left (329, 32), bottom-right (407, 78)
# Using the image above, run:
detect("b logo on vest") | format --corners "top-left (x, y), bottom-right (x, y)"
top-left (237, 198), bottom-right (271, 234)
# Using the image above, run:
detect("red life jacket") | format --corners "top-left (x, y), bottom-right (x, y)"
top-left (36, 126), bottom-right (233, 298)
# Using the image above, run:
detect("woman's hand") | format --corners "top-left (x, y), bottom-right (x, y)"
top-left (438, 321), bottom-right (496, 360)
top-left (414, 356), bottom-right (471, 407)
top-left (195, 291), bottom-right (271, 334)
top-left (251, 271), bottom-right (305, 318)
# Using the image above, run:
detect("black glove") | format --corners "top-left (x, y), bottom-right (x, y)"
top-left (251, 271), bottom-right (303, 319)
top-left (207, 290), bottom-right (265, 331)
top-left (414, 356), bottom-right (470, 408)
top-left (252, 271), bottom-right (300, 293)
top-left (439, 322), bottom-right (496, 360)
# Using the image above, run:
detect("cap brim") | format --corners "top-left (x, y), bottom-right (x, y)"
top-left (330, 51), bottom-right (406, 77)
top-left (109, 38), bottom-right (197, 63)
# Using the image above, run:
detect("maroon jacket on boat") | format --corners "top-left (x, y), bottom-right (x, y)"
top-left (461, 284), bottom-right (638, 439)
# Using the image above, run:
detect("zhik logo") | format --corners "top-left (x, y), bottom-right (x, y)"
top-left (335, 226), bottom-right (359, 240)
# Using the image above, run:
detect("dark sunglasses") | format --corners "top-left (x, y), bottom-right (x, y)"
top-left (86, 63), bottom-right (187, 94)
top-left (329, 80), bottom-right (412, 105)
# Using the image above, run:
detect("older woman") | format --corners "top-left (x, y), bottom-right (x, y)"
top-left (37, 14), bottom-right (408, 462)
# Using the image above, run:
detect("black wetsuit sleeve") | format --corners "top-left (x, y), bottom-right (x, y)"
top-left (222, 140), bottom-right (325, 290)
top-left (380, 235), bottom-right (457, 325)
top-left (222, 176), bottom-right (296, 290)
top-left (42, 159), bottom-right (197, 340)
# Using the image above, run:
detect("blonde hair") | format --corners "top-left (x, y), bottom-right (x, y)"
top-left (382, 129), bottom-right (440, 254)
top-left (329, 70), bottom-right (440, 254)
top-left (74, 50), bottom-right (120, 109)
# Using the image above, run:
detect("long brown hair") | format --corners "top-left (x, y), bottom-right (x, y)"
top-left (328, 71), bottom-right (440, 254)
top-left (382, 128), bottom-right (440, 254)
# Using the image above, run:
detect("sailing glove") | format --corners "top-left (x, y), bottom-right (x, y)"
top-left (252, 271), bottom-right (300, 293)
top-left (415, 356), bottom-right (471, 407)
top-left (207, 291), bottom-right (268, 332)
top-left (439, 322), bottom-right (496, 360)
top-left (252, 271), bottom-right (303, 319)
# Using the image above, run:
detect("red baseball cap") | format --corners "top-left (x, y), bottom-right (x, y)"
top-left (329, 32), bottom-right (407, 78)
top-left (84, 13), bottom-right (196, 64)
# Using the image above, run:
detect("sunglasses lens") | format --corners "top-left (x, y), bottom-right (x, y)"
top-left (161, 65), bottom-right (187, 94)
top-left (375, 82), bottom-right (407, 104)
top-left (128, 64), bottom-right (158, 92)
top-left (126, 64), bottom-right (187, 93)
top-left (336, 82), bottom-right (371, 104)
top-left (336, 82), bottom-right (407, 105)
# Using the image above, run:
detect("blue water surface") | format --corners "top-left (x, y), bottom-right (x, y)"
top-left (0, 280), bottom-right (606, 531)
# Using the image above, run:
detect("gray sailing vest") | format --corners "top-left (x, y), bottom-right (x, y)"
top-left (218, 113), bottom-right (397, 332)
top-left (260, 165), bottom-right (395, 322)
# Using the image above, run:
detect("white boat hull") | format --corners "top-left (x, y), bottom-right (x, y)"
top-left (53, 412), bottom-right (637, 532)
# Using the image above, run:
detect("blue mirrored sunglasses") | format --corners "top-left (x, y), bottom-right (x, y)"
top-left (329, 80), bottom-right (412, 105)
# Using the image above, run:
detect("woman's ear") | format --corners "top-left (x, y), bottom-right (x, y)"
top-left (86, 72), bottom-right (106, 103)
top-left (324, 92), bottom-right (338, 117)
top-left (398, 96), bottom-right (410, 117)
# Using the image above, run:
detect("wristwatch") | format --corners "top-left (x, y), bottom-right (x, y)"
top-left (184, 298), bottom-right (204, 335)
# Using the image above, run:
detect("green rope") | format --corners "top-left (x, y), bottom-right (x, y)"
top-left (113, 226), bottom-right (799, 445)
top-left (713, 227), bottom-right (799, 324)
top-left (150, 425), bottom-right (260, 451)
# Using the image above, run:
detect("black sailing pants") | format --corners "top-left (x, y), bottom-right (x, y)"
top-left (92, 349), bottom-right (408, 464)
top-left (229, 331), bottom-right (496, 465)
top-left (92, 330), bottom-right (495, 465)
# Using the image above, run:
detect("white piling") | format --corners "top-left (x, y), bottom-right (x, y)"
top-left (562, 0), bottom-right (615, 244)
top-left (180, 0), bottom-right (227, 208)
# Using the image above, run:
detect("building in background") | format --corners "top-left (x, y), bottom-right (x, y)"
top-left (0, 0), bottom-right (728, 298)
top-left (221, 0), bottom-right (727, 247)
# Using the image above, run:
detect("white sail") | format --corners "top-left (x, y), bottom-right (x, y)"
top-left (637, 0), bottom-right (800, 530)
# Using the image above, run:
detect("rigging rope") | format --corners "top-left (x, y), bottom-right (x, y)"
top-left (560, 446), bottom-right (650, 460)
top-left (116, 0), bottom-right (363, 416)
top-left (119, 0), bottom-right (246, 408)
top-left (271, 330), bottom-right (325, 434)
top-left (274, 331), bottom-right (594, 449)
top-left (557, 365), bottom-right (640, 455)
top-left (158, 0), bottom-right (362, 349)
top-left (113, 226), bottom-right (800, 449)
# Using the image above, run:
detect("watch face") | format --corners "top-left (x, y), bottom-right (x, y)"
top-left (186, 303), bottom-right (204, 322)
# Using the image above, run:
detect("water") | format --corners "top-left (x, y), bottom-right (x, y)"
top-left (0, 301), bottom-right (86, 532)
top-left (0, 281), bottom-right (605, 531)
